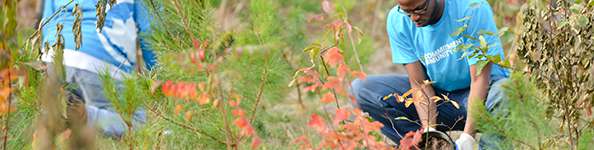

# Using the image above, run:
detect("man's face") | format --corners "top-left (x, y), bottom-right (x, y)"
top-left (396, 0), bottom-right (436, 27)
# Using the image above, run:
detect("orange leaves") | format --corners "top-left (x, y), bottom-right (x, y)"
top-left (228, 96), bottom-right (259, 149)
top-left (308, 113), bottom-right (326, 131)
top-left (305, 108), bottom-right (388, 150)
top-left (197, 93), bottom-right (210, 105)
top-left (351, 71), bottom-right (367, 80)
top-left (251, 137), bottom-right (261, 149)
top-left (324, 47), bottom-right (343, 67)
top-left (0, 69), bottom-right (17, 116)
top-left (320, 93), bottom-right (335, 103)
top-left (231, 109), bottom-right (245, 116)
top-left (174, 104), bottom-right (183, 115)
top-left (322, 76), bottom-right (341, 90)
top-left (162, 80), bottom-right (197, 100)
top-left (399, 129), bottom-right (423, 150)
top-left (162, 80), bottom-right (213, 106)
top-left (0, 87), bottom-right (9, 104)
top-left (184, 111), bottom-right (193, 121)
top-left (333, 108), bottom-right (349, 125)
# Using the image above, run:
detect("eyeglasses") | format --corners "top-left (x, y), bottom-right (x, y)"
top-left (397, 0), bottom-right (432, 16)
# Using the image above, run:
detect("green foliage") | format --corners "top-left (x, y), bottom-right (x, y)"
top-left (475, 72), bottom-right (557, 149)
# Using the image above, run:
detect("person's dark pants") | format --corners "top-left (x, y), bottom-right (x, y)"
top-left (350, 74), bottom-right (507, 149)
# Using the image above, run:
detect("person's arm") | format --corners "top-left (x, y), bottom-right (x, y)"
top-left (404, 61), bottom-right (437, 129)
top-left (464, 63), bottom-right (491, 136)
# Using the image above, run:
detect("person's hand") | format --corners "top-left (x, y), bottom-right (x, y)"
top-left (455, 132), bottom-right (475, 150)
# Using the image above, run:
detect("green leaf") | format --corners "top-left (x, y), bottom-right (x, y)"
top-left (457, 16), bottom-right (472, 22)
top-left (462, 34), bottom-right (477, 41)
top-left (479, 35), bottom-right (488, 50)
top-left (303, 42), bottom-right (321, 63)
top-left (570, 4), bottom-right (584, 14)
top-left (478, 30), bottom-right (495, 36)
top-left (558, 20), bottom-right (569, 29)
top-left (456, 44), bottom-right (473, 51)
top-left (576, 15), bottom-right (590, 28)
top-left (486, 55), bottom-right (501, 64)
top-left (451, 24), bottom-right (468, 37)
top-left (475, 60), bottom-right (489, 76)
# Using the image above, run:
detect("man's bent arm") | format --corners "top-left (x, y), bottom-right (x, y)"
top-left (464, 63), bottom-right (492, 136)
top-left (404, 61), bottom-right (437, 128)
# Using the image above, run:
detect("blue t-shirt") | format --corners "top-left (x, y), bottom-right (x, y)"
top-left (387, 0), bottom-right (509, 91)
top-left (41, 0), bottom-right (156, 74)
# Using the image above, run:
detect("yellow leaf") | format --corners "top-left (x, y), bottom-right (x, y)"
top-left (450, 101), bottom-right (460, 109)
top-left (382, 94), bottom-right (392, 101)
top-left (397, 95), bottom-right (405, 103)
top-left (431, 96), bottom-right (443, 102)
top-left (441, 94), bottom-right (451, 101)
top-left (401, 89), bottom-right (414, 98)
top-left (404, 99), bottom-right (414, 108)
top-left (394, 116), bottom-right (409, 121)
top-left (422, 80), bottom-right (434, 85)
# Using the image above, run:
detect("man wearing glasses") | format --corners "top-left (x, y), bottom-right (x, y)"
top-left (351, 0), bottom-right (509, 149)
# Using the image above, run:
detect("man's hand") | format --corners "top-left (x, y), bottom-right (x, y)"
top-left (455, 132), bottom-right (476, 150)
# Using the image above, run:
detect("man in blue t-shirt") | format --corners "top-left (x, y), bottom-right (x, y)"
top-left (351, 0), bottom-right (509, 149)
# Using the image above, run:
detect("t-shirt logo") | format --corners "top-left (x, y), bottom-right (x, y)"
top-left (421, 38), bottom-right (463, 64)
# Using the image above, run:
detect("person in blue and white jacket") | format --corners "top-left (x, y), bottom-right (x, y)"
top-left (41, 0), bottom-right (156, 138)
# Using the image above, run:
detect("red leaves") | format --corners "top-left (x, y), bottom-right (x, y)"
top-left (308, 113), bottom-right (326, 131)
top-left (197, 93), bottom-right (210, 105)
top-left (162, 80), bottom-right (215, 106)
top-left (251, 137), bottom-right (261, 149)
top-left (351, 71), bottom-right (367, 80)
top-left (191, 38), bottom-right (207, 62)
top-left (320, 93), bottom-right (335, 103)
top-left (333, 108), bottom-right (349, 125)
top-left (303, 108), bottom-right (388, 150)
top-left (162, 80), bottom-right (197, 100)
top-left (399, 129), bottom-right (423, 150)
top-left (323, 76), bottom-right (341, 89)
top-left (324, 47), bottom-right (343, 67)
top-left (229, 96), bottom-right (259, 149)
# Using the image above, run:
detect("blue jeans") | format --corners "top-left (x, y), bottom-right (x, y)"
top-left (62, 66), bottom-right (146, 138)
top-left (350, 74), bottom-right (507, 149)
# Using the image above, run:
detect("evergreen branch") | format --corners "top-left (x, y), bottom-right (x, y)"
top-left (143, 102), bottom-right (226, 145)
top-left (170, 0), bottom-right (197, 41)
